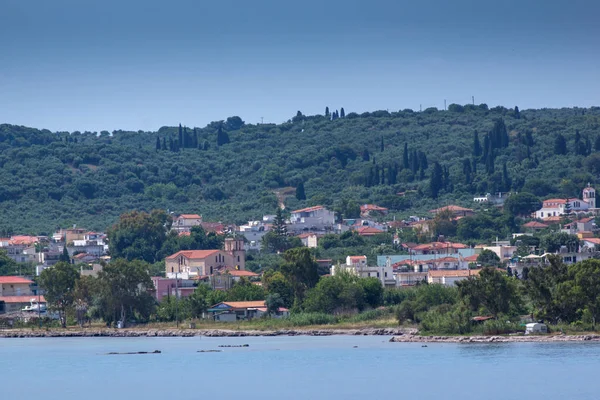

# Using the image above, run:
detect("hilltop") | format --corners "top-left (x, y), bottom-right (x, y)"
top-left (1, 104), bottom-right (599, 234)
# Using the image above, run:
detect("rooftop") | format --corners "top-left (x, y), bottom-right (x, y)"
top-left (0, 276), bottom-right (34, 284)
top-left (292, 205), bottom-right (324, 214)
top-left (165, 250), bottom-right (220, 260)
top-left (429, 205), bottom-right (474, 213)
top-left (178, 214), bottom-right (202, 219)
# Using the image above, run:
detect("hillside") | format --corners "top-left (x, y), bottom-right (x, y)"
top-left (1, 104), bottom-right (599, 234)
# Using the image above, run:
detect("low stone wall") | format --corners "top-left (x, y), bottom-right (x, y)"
top-left (0, 327), bottom-right (415, 338)
top-left (389, 334), bottom-right (600, 343)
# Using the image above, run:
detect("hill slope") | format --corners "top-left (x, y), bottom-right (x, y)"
top-left (1, 105), bottom-right (599, 234)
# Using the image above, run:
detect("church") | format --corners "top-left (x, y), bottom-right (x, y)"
top-left (534, 184), bottom-right (596, 219)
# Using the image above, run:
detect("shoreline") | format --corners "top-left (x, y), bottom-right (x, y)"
top-left (0, 327), bottom-right (410, 338)
top-left (389, 334), bottom-right (600, 343)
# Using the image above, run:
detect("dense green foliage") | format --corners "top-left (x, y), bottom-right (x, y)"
top-left (2, 105), bottom-right (600, 234)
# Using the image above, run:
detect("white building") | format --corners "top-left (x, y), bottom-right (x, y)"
top-left (330, 256), bottom-right (395, 287)
top-left (172, 214), bottom-right (203, 233)
top-left (535, 185), bottom-right (596, 219)
top-left (289, 206), bottom-right (335, 231)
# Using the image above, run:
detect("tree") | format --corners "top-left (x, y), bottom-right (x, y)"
top-left (432, 208), bottom-right (457, 238)
top-left (514, 106), bottom-right (520, 119)
top-left (217, 123), bottom-right (230, 146)
top-left (95, 259), bottom-right (155, 327)
top-left (477, 249), bottom-right (500, 267)
top-left (340, 108), bottom-right (345, 118)
top-left (225, 116), bottom-right (244, 130)
top-left (403, 143), bottom-right (409, 169)
top-left (472, 131), bottom-right (482, 158)
top-left (265, 293), bottom-right (285, 315)
top-left (0, 249), bottom-right (17, 275)
top-left (325, 107), bottom-right (330, 118)
top-left (568, 259), bottom-right (600, 329)
top-left (503, 192), bottom-right (541, 217)
top-left (38, 262), bottom-right (80, 327)
top-left (156, 136), bottom-right (161, 151)
top-left (429, 162), bottom-right (444, 199)
top-left (303, 272), bottom-right (365, 313)
top-left (226, 277), bottom-right (265, 301)
top-left (59, 246), bottom-right (71, 263)
top-left (457, 267), bottom-right (520, 318)
top-left (296, 182), bottom-right (306, 201)
top-left (359, 277), bottom-right (383, 308)
top-left (362, 149), bottom-right (370, 162)
top-left (108, 210), bottom-right (171, 263)
top-left (540, 232), bottom-right (580, 253)
top-left (263, 270), bottom-right (294, 307)
top-left (280, 247), bottom-right (319, 305)
top-left (273, 208), bottom-right (287, 237)
top-left (554, 134), bottom-right (567, 155)
top-left (526, 255), bottom-right (573, 322)
top-left (380, 136), bottom-right (384, 152)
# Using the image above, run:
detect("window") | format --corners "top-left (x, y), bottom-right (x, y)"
top-left (377, 272), bottom-right (380, 278)
top-left (237, 255), bottom-right (240, 262)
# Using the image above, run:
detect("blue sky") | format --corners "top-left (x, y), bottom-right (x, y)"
top-left (1, 0), bottom-right (598, 132)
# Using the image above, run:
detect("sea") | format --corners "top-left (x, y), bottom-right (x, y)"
top-left (1, 335), bottom-right (597, 399)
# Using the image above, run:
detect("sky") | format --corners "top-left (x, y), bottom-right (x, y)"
top-left (1, 0), bottom-right (599, 132)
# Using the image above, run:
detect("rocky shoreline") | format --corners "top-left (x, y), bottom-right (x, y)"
top-left (389, 334), bottom-right (600, 343)
top-left (0, 327), bottom-right (412, 338)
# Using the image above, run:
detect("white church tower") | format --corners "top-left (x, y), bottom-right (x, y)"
top-left (583, 183), bottom-right (596, 209)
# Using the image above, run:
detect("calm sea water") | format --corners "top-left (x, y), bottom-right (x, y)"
top-left (1, 335), bottom-right (598, 399)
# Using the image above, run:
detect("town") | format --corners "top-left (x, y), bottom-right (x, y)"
top-left (1, 183), bottom-right (599, 335)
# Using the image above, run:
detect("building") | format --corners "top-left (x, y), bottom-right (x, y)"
top-left (1, 236), bottom-right (40, 263)
top-left (330, 256), bottom-right (395, 287)
top-left (289, 206), bottom-right (335, 232)
top-left (0, 276), bottom-right (46, 313)
top-left (151, 277), bottom-right (198, 302)
top-left (360, 204), bottom-right (389, 218)
top-left (409, 241), bottom-right (469, 256)
top-left (298, 233), bottom-right (319, 248)
top-left (355, 226), bottom-right (385, 236)
top-left (207, 301), bottom-right (289, 322)
top-left (427, 269), bottom-right (480, 286)
top-left (522, 221), bottom-right (550, 232)
top-left (164, 238), bottom-right (246, 278)
top-left (68, 232), bottom-right (107, 257)
top-left (430, 205), bottom-right (475, 218)
top-left (210, 268), bottom-right (260, 291)
top-left (473, 192), bottom-right (511, 206)
top-left (535, 186), bottom-right (596, 219)
top-left (561, 217), bottom-right (595, 235)
top-left (172, 214), bottom-right (203, 233)
top-left (583, 184), bottom-right (596, 208)
top-left (237, 220), bottom-right (271, 251)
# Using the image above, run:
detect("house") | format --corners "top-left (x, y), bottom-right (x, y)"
top-left (483, 245), bottom-right (518, 261)
top-left (72, 253), bottom-right (100, 264)
top-left (0, 276), bottom-right (45, 313)
top-left (79, 263), bottom-right (103, 277)
top-left (330, 256), bottom-right (395, 287)
top-left (298, 233), bottom-right (319, 248)
top-left (237, 220), bottom-right (271, 251)
top-left (165, 238), bottom-right (246, 278)
top-left (360, 204), bottom-right (389, 218)
top-left (534, 186), bottom-right (596, 219)
top-left (561, 217), bottom-right (595, 235)
top-left (289, 206), bottom-right (335, 232)
top-left (426, 256), bottom-right (468, 270)
top-left (355, 226), bottom-right (385, 236)
top-left (151, 276), bottom-right (198, 302)
top-left (68, 232), bottom-right (107, 257)
top-left (430, 205), bottom-right (475, 218)
top-left (207, 301), bottom-right (289, 322)
top-left (210, 268), bottom-right (260, 291)
top-left (522, 221), bottom-right (550, 232)
top-left (172, 214), bottom-right (203, 233)
top-left (409, 241), bottom-right (469, 256)
top-left (473, 192), bottom-right (511, 206)
top-left (427, 269), bottom-right (481, 286)
top-left (1, 236), bottom-right (40, 263)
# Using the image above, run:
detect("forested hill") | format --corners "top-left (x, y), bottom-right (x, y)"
top-left (1, 104), bottom-right (600, 235)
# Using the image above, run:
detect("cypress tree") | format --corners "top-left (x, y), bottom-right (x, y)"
top-left (430, 162), bottom-right (443, 199)
top-left (217, 124), bottom-right (230, 146)
top-left (403, 143), bottom-right (409, 169)
top-left (374, 165), bottom-right (380, 185)
top-left (59, 246), bottom-right (70, 263)
top-left (463, 158), bottom-right (472, 184)
top-left (472, 158), bottom-right (477, 175)
top-left (595, 136), bottom-right (600, 152)
top-left (411, 149), bottom-right (419, 174)
top-left (156, 136), bottom-right (161, 151)
top-left (362, 149), bottom-right (370, 161)
top-left (380, 136), bottom-right (384, 152)
top-left (502, 162), bottom-right (511, 191)
top-left (418, 151), bottom-right (428, 170)
top-left (296, 182), bottom-right (306, 200)
top-left (325, 107), bottom-right (330, 118)
top-left (482, 134), bottom-right (490, 163)
top-left (554, 134), bottom-right (567, 155)
top-left (178, 124), bottom-right (183, 148)
top-left (162, 137), bottom-right (167, 151)
top-left (169, 137), bottom-right (174, 152)
top-left (193, 128), bottom-right (198, 149)
top-left (514, 106), bottom-right (520, 119)
top-left (473, 130), bottom-right (482, 157)
top-left (340, 108), bottom-right (345, 118)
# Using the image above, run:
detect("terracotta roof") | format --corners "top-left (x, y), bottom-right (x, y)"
top-left (542, 199), bottom-right (568, 204)
top-left (0, 276), bottom-right (33, 284)
top-left (221, 301), bottom-right (266, 309)
top-left (178, 214), bottom-right (202, 219)
top-left (9, 235), bottom-right (38, 246)
top-left (297, 233), bottom-right (318, 239)
top-left (578, 217), bottom-right (595, 223)
top-left (427, 257), bottom-right (459, 263)
top-left (222, 269), bottom-right (259, 277)
top-left (360, 204), bottom-right (388, 212)
top-left (356, 226), bottom-right (384, 236)
top-left (542, 216), bottom-right (562, 222)
top-left (0, 295), bottom-right (45, 303)
top-left (412, 242), bottom-right (468, 251)
top-left (292, 205), bottom-right (324, 213)
top-left (178, 231), bottom-right (191, 236)
top-left (201, 222), bottom-right (225, 233)
top-left (428, 270), bottom-right (480, 278)
top-left (165, 250), bottom-right (220, 260)
top-left (463, 255), bottom-right (479, 262)
top-left (523, 221), bottom-right (549, 229)
top-left (430, 205), bottom-right (474, 213)
top-left (583, 238), bottom-right (600, 245)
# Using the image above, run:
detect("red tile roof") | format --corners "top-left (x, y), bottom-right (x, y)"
top-left (430, 205), bottom-right (474, 213)
top-left (222, 269), bottom-right (259, 277)
top-left (583, 238), bottom-right (600, 245)
top-left (178, 214), bottom-right (202, 219)
top-left (428, 270), bottom-right (480, 278)
top-left (356, 226), bottom-right (384, 236)
top-left (349, 256), bottom-right (367, 262)
top-left (292, 205), bottom-right (324, 213)
top-left (463, 255), bottom-right (479, 262)
top-left (0, 276), bottom-right (34, 284)
top-left (9, 235), bottom-right (38, 246)
top-left (523, 221), bottom-right (549, 229)
top-left (165, 250), bottom-right (220, 260)
top-left (412, 242), bottom-right (468, 251)
top-left (217, 301), bottom-right (266, 309)
top-left (0, 295), bottom-right (45, 303)
top-left (360, 204), bottom-right (388, 212)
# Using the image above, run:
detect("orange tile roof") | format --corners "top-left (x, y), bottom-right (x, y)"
top-left (426, 257), bottom-right (460, 263)
top-left (178, 214), bottom-right (202, 219)
top-left (0, 276), bottom-right (33, 284)
top-left (430, 205), bottom-right (474, 213)
top-left (463, 255), bottom-right (479, 262)
top-left (412, 242), bottom-right (468, 251)
top-left (583, 238), bottom-right (600, 245)
top-left (360, 204), bottom-right (388, 212)
top-left (523, 221), bottom-right (549, 228)
top-left (356, 226), bottom-right (384, 236)
top-left (542, 199), bottom-right (568, 204)
top-left (292, 205), bottom-right (324, 213)
top-left (9, 235), bottom-right (38, 246)
top-left (0, 295), bottom-right (46, 303)
top-left (220, 301), bottom-right (266, 309)
top-left (165, 250), bottom-right (220, 260)
top-left (222, 269), bottom-right (259, 277)
top-left (349, 256), bottom-right (367, 262)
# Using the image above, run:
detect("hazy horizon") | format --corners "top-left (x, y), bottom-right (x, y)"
top-left (2, 0), bottom-right (599, 132)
